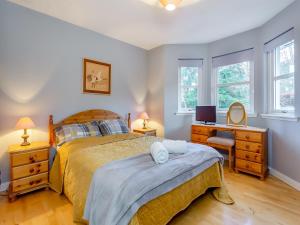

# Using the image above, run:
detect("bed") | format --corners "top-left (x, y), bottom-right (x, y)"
top-left (48, 109), bottom-right (233, 225)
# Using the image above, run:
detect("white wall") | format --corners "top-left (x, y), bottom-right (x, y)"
top-left (0, 1), bottom-right (148, 183)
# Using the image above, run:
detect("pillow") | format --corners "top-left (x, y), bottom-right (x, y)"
top-left (97, 119), bottom-right (129, 136)
top-left (55, 121), bottom-right (101, 146)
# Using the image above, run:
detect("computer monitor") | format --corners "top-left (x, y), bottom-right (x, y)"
top-left (196, 106), bottom-right (216, 124)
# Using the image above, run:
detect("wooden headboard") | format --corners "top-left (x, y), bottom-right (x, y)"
top-left (49, 109), bottom-right (131, 146)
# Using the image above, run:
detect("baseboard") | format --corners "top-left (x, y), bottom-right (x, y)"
top-left (269, 167), bottom-right (300, 191)
top-left (0, 182), bottom-right (9, 192)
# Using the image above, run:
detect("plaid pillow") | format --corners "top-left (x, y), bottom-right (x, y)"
top-left (98, 119), bottom-right (129, 136)
top-left (55, 121), bottom-right (101, 146)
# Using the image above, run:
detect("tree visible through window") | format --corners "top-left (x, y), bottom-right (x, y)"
top-left (273, 41), bottom-right (295, 112)
top-left (216, 61), bottom-right (252, 111)
top-left (178, 66), bottom-right (199, 112)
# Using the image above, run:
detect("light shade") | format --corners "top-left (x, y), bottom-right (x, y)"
top-left (16, 117), bottom-right (35, 130)
top-left (160, 0), bottom-right (182, 11)
top-left (139, 112), bottom-right (150, 120)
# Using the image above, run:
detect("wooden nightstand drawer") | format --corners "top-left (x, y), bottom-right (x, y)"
top-left (144, 131), bottom-right (156, 136)
top-left (191, 126), bottom-right (208, 135)
top-left (236, 140), bottom-right (262, 153)
top-left (133, 128), bottom-right (157, 137)
top-left (12, 173), bottom-right (48, 193)
top-left (236, 131), bottom-right (262, 143)
top-left (11, 149), bottom-right (48, 167)
top-left (236, 150), bottom-right (262, 163)
top-left (191, 134), bottom-right (208, 143)
top-left (236, 159), bottom-right (262, 174)
top-left (12, 161), bottom-right (49, 180)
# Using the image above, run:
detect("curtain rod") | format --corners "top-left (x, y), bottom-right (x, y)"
top-left (212, 47), bottom-right (254, 59)
top-left (264, 27), bottom-right (294, 46)
top-left (178, 58), bottom-right (204, 60)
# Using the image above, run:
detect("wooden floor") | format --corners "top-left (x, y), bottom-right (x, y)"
top-left (1, 167), bottom-right (300, 225)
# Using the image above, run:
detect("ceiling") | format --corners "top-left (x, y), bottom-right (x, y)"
top-left (9, 0), bottom-right (295, 50)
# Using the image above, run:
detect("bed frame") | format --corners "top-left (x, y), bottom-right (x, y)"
top-left (49, 109), bottom-right (131, 146)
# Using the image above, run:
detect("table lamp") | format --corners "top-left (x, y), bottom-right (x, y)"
top-left (139, 112), bottom-right (149, 129)
top-left (15, 117), bottom-right (35, 146)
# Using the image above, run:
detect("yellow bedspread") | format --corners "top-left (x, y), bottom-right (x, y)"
top-left (50, 133), bottom-right (233, 225)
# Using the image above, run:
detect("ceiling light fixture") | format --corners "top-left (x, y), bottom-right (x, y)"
top-left (160, 0), bottom-right (182, 11)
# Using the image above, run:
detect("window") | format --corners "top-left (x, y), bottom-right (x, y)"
top-left (212, 49), bottom-right (254, 113)
top-left (268, 41), bottom-right (295, 113)
top-left (178, 60), bottom-right (203, 112)
top-left (265, 27), bottom-right (295, 115)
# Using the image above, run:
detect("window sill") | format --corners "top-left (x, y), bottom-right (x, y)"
top-left (217, 111), bottom-right (258, 118)
top-left (260, 113), bottom-right (299, 122)
top-left (175, 112), bottom-right (195, 116)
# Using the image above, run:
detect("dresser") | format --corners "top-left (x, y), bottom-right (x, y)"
top-left (191, 124), bottom-right (268, 180)
top-left (8, 142), bottom-right (50, 201)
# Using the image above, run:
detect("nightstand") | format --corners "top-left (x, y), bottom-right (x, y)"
top-left (133, 128), bottom-right (157, 136)
top-left (8, 141), bottom-right (50, 202)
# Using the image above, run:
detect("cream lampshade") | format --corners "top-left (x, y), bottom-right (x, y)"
top-left (139, 112), bottom-right (150, 129)
top-left (15, 117), bottom-right (35, 146)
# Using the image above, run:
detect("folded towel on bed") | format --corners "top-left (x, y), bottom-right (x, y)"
top-left (162, 140), bottom-right (188, 154)
top-left (150, 142), bottom-right (169, 164)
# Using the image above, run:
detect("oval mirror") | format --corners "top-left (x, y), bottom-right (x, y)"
top-left (227, 102), bottom-right (247, 126)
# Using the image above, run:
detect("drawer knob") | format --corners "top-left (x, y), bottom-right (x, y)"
top-left (29, 156), bottom-right (36, 163)
top-left (37, 164), bottom-right (41, 167)
top-left (245, 155), bottom-right (249, 159)
top-left (29, 181), bottom-right (34, 185)
top-left (36, 169), bottom-right (41, 173)
top-left (36, 179), bottom-right (42, 184)
top-left (256, 150), bottom-right (260, 153)
top-left (245, 135), bottom-right (250, 139)
top-left (29, 168), bottom-right (34, 173)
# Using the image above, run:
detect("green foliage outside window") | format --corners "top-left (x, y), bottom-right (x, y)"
top-left (180, 67), bottom-right (198, 111)
top-left (217, 62), bottom-right (251, 110)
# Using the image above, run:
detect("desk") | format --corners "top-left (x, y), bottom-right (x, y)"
top-left (191, 123), bottom-right (268, 180)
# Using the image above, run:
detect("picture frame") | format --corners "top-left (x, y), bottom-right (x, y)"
top-left (83, 58), bottom-right (111, 94)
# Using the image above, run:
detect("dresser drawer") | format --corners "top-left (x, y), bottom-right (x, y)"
top-left (236, 140), bottom-right (262, 153)
top-left (236, 159), bottom-right (262, 174)
top-left (12, 173), bottom-right (48, 193)
top-left (11, 149), bottom-right (48, 167)
top-left (191, 134), bottom-right (208, 143)
top-left (12, 161), bottom-right (49, 180)
top-left (236, 131), bottom-right (262, 143)
top-left (236, 150), bottom-right (262, 163)
top-left (191, 126), bottom-right (209, 135)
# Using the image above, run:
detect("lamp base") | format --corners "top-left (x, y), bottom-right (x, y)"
top-left (20, 130), bottom-right (31, 146)
top-left (142, 120), bottom-right (147, 129)
top-left (21, 141), bottom-right (30, 146)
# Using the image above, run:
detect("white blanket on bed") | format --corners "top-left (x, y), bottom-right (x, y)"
top-left (83, 143), bottom-right (223, 225)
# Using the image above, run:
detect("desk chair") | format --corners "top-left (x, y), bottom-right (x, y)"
top-left (207, 136), bottom-right (235, 171)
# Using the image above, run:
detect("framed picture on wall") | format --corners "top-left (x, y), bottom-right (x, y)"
top-left (83, 58), bottom-right (111, 94)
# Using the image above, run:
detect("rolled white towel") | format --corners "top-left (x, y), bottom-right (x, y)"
top-left (162, 140), bottom-right (188, 154)
top-left (150, 142), bottom-right (169, 164)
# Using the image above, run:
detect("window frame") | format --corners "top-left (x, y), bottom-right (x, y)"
top-left (267, 40), bottom-right (295, 114)
top-left (178, 63), bottom-right (204, 113)
top-left (211, 61), bottom-right (255, 114)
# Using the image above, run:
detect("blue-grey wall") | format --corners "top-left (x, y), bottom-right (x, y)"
top-left (0, 1), bottom-right (148, 183)
top-left (148, 1), bottom-right (300, 183)
top-left (1, 0), bottom-right (300, 185)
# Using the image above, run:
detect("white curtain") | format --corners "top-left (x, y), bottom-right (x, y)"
top-left (178, 59), bottom-right (203, 67)
top-left (264, 27), bottom-right (294, 52)
top-left (212, 48), bottom-right (254, 68)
